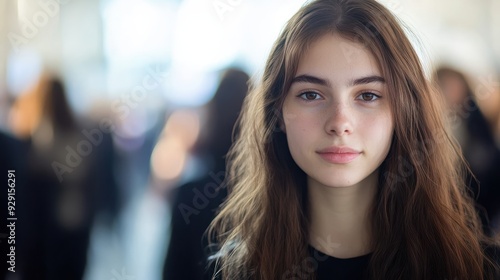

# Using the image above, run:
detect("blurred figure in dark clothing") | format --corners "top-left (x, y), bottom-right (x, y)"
top-left (10, 74), bottom-right (119, 280)
top-left (163, 69), bottom-right (249, 280)
top-left (434, 66), bottom-right (500, 235)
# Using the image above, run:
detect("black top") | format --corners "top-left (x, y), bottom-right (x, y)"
top-left (164, 175), bottom-right (228, 280)
top-left (204, 246), bottom-right (372, 280)
top-left (204, 244), bottom-right (500, 280)
top-left (309, 246), bottom-right (371, 280)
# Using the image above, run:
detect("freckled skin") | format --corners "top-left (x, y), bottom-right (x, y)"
top-left (282, 34), bottom-right (394, 189)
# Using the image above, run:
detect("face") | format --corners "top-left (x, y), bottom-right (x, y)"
top-left (282, 34), bottom-right (394, 188)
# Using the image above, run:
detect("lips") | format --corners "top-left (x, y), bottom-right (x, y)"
top-left (316, 146), bottom-right (361, 164)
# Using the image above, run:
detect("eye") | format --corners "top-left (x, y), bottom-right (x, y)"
top-left (298, 91), bottom-right (322, 101)
top-left (357, 92), bottom-right (380, 102)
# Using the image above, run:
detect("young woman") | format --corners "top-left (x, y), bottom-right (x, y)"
top-left (207, 0), bottom-right (500, 279)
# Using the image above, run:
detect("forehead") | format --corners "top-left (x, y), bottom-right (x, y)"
top-left (294, 34), bottom-right (382, 83)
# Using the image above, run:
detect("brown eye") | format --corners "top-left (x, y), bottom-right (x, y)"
top-left (358, 92), bottom-right (380, 102)
top-left (299, 92), bottom-right (321, 101)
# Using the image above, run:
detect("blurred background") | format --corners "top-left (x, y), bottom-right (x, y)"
top-left (0, 0), bottom-right (499, 280)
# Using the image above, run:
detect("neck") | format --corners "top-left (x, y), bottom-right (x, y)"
top-left (308, 171), bottom-right (377, 259)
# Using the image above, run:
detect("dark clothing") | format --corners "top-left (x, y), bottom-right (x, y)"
top-left (310, 246), bottom-right (370, 280)
top-left (17, 125), bottom-right (119, 280)
top-left (163, 173), bottom-right (227, 280)
top-left (457, 106), bottom-right (500, 234)
top-left (0, 131), bottom-right (27, 279)
top-left (485, 245), bottom-right (500, 280)
top-left (203, 244), bottom-right (500, 280)
top-left (311, 245), bottom-right (500, 280)
top-left (202, 245), bottom-right (371, 280)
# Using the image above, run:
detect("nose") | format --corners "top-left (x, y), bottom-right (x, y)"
top-left (324, 102), bottom-right (354, 136)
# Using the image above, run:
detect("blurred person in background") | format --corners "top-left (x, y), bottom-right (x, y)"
top-left (492, 85), bottom-right (500, 149)
top-left (149, 108), bottom-right (201, 197)
top-left (434, 66), bottom-right (500, 235)
top-left (162, 68), bottom-right (249, 280)
top-left (9, 73), bottom-right (119, 280)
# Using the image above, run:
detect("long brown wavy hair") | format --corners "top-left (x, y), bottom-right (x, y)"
top-left (208, 0), bottom-right (500, 279)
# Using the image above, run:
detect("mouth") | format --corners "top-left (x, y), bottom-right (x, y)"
top-left (316, 146), bottom-right (361, 164)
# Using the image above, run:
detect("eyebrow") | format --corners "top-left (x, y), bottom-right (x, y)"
top-left (291, 74), bottom-right (385, 87)
top-left (350, 75), bottom-right (386, 86)
top-left (291, 75), bottom-right (331, 87)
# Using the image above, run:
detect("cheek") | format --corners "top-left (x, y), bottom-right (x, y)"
top-left (283, 110), bottom-right (319, 155)
top-left (283, 109), bottom-right (321, 137)
top-left (361, 112), bottom-right (394, 152)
